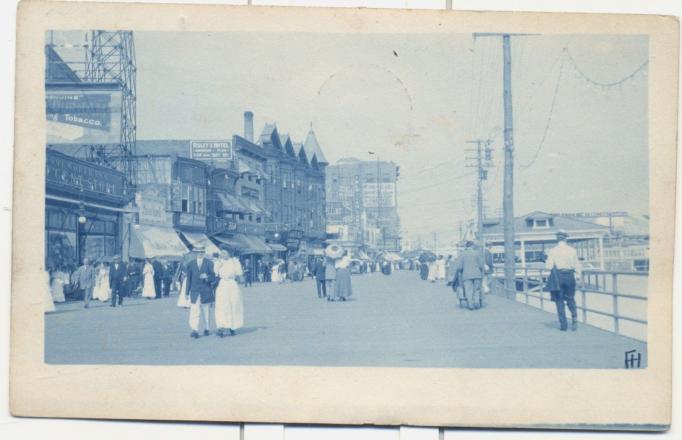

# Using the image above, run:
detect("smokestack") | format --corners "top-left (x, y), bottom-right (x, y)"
top-left (244, 111), bottom-right (254, 142)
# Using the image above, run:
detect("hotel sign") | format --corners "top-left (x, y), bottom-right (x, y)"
top-left (190, 140), bottom-right (233, 162)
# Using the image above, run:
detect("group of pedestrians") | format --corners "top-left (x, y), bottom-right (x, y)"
top-left (312, 251), bottom-right (353, 302)
top-left (175, 246), bottom-right (245, 338)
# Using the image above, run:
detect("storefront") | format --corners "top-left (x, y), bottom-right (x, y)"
top-left (45, 150), bottom-right (129, 269)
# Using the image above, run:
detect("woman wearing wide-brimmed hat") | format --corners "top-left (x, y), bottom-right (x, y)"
top-left (324, 244), bottom-right (342, 301)
top-left (333, 250), bottom-right (353, 301)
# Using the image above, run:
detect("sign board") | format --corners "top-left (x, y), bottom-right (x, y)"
top-left (288, 229), bottom-right (304, 240)
top-left (178, 213), bottom-right (206, 228)
top-left (46, 150), bottom-right (125, 201)
top-left (46, 85), bottom-right (121, 145)
top-left (362, 182), bottom-right (396, 208)
top-left (170, 180), bottom-right (183, 212)
top-left (46, 93), bottom-right (111, 131)
top-left (136, 188), bottom-right (170, 226)
top-left (190, 140), bottom-right (233, 162)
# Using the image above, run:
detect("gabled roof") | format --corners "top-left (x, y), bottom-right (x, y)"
top-left (45, 45), bottom-right (81, 83)
top-left (258, 123), bottom-right (283, 153)
top-left (294, 142), bottom-right (309, 165)
top-left (482, 211), bottom-right (609, 236)
top-left (304, 128), bottom-right (327, 164)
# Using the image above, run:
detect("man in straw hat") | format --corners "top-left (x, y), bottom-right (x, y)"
top-left (185, 246), bottom-right (216, 338)
top-left (545, 230), bottom-right (582, 331)
top-left (108, 254), bottom-right (127, 308)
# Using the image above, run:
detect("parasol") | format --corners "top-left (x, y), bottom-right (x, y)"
top-left (419, 252), bottom-right (437, 263)
top-left (325, 244), bottom-right (344, 259)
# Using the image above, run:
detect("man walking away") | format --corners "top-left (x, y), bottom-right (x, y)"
top-left (152, 258), bottom-right (164, 299)
top-left (314, 257), bottom-right (326, 298)
top-left (545, 230), bottom-right (582, 331)
top-left (243, 259), bottom-right (253, 287)
top-left (161, 260), bottom-right (173, 297)
top-left (109, 255), bottom-right (128, 307)
top-left (73, 257), bottom-right (97, 308)
top-left (457, 241), bottom-right (485, 310)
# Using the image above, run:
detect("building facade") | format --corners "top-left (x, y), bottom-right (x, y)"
top-left (325, 158), bottom-right (401, 253)
top-left (256, 117), bottom-right (328, 256)
top-left (482, 211), bottom-right (610, 269)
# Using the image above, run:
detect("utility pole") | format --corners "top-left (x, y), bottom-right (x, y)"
top-left (501, 34), bottom-right (516, 299)
top-left (474, 32), bottom-right (533, 299)
top-left (465, 139), bottom-right (493, 246)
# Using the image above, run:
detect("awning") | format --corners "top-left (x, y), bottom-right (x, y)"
top-left (212, 233), bottom-right (247, 251)
top-left (212, 233), bottom-right (272, 254)
top-left (242, 198), bottom-right (267, 215)
top-left (239, 234), bottom-right (274, 254)
top-left (130, 225), bottom-right (189, 259)
top-left (268, 243), bottom-right (288, 252)
top-left (179, 231), bottom-right (221, 255)
top-left (216, 193), bottom-right (251, 214)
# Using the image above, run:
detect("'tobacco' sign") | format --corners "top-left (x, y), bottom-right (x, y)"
top-left (190, 140), bottom-right (233, 161)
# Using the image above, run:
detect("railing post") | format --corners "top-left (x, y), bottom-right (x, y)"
top-left (612, 273), bottom-right (619, 334)
top-left (539, 270), bottom-right (545, 311)
top-left (523, 267), bottom-right (529, 304)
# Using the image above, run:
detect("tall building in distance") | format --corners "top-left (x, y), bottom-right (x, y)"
top-left (326, 157), bottom-right (401, 253)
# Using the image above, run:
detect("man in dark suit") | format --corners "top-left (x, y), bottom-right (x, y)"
top-left (185, 247), bottom-right (215, 338)
top-left (152, 258), bottom-right (164, 299)
top-left (314, 257), bottom-right (326, 298)
top-left (161, 260), bottom-right (173, 297)
top-left (109, 255), bottom-right (128, 307)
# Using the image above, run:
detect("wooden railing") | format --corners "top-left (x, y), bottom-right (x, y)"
top-left (491, 267), bottom-right (647, 339)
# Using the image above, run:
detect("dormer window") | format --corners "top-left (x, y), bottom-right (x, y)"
top-left (534, 219), bottom-right (549, 228)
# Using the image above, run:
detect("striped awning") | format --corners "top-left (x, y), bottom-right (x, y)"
top-left (216, 193), bottom-right (251, 214)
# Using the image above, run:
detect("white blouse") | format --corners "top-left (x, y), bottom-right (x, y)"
top-left (217, 258), bottom-right (243, 280)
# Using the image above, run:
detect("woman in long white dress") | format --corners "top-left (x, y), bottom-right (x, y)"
top-left (176, 265), bottom-right (191, 308)
top-left (436, 256), bottom-right (446, 281)
top-left (141, 259), bottom-right (156, 299)
top-left (50, 268), bottom-right (66, 303)
top-left (427, 260), bottom-right (437, 283)
top-left (45, 270), bottom-right (55, 313)
top-left (215, 250), bottom-right (244, 337)
top-left (271, 261), bottom-right (281, 283)
top-left (93, 262), bottom-right (111, 302)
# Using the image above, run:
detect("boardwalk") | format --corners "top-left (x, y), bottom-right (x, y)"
top-left (45, 271), bottom-right (646, 368)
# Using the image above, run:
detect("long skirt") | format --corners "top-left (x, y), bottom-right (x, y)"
top-left (419, 264), bottom-right (429, 280)
top-left (45, 273), bottom-right (55, 313)
top-left (427, 263), bottom-right (437, 281)
top-left (215, 278), bottom-right (244, 330)
top-left (142, 274), bottom-right (156, 298)
top-left (93, 278), bottom-right (111, 302)
top-left (334, 268), bottom-right (352, 300)
top-left (51, 279), bottom-right (66, 302)
top-left (177, 277), bottom-right (190, 308)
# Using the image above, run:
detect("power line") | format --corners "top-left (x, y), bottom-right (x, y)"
top-left (564, 47), bottom-right (648, 88)
top-left (519, 56), bottom-right (565, 169)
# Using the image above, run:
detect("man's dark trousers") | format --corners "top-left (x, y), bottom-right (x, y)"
top-left (555, 270), bottom-right (578, 330)
top-left (316, 278), bottom-right (326, 298)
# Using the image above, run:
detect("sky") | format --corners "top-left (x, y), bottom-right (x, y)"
top-left (51, 31), bottom-right (649, 247)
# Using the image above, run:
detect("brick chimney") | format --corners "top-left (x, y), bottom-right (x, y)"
top-left (244, 111), bottom-right (254, 142)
